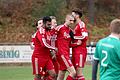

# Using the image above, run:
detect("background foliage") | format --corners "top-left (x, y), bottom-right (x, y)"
top-left (0, 0), bottom-right (120, 43)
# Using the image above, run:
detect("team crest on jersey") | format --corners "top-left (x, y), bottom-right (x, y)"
top-left (64, 32), bottom-right (70, 38)
top-left (51, 34), bottom-right (57, 41)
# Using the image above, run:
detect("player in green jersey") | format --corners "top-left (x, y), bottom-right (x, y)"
top-left (92, 19), bottom-right (120, 80)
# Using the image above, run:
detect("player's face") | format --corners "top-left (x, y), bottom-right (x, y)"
top-left (66, 15), bottom-right (74, 25)
top-left (72, 12), bottom-right (76, 18)
top-left (45, 21), bottom-right (52, 30)
top-left (51, 19), bottom-right (57, 29)
top-left (72, 12), bottom-right (80, 19)
top-left (37, 20), bottom-right (43, 29)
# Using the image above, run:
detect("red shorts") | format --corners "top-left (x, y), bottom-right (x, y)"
top-left (57, 54), bottom-right (73, 70)
top-left (32, 55), bottom-right (54, 75)
top-left (72, 51), bottom-right (87, 68)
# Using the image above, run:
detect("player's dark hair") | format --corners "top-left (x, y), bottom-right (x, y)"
top-left (33, 18), bottom-right (43, 27)
top-left (35, 20), bottom-right (38, 26)
top-left (43, 16), bottom-right (51, 24)
top-left (72, 8), bottom-right (83, 18)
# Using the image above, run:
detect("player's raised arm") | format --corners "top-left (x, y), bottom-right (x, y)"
top-left (37, 25), bottom-right (57, 51)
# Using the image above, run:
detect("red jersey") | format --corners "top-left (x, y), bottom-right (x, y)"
top-left (73, 21), bottom-right (88, 53)
top-left (32, 27), bottom-right (56, 58)
top-left (50, 29), bottom-right (57, 47)
top-left (56, 24), bottom-right (71, 55)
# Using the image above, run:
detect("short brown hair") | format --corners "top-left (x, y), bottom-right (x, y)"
top-left (110, 19), bottom-right (120, 34)
top-left (72, 8), bottom-right (83, 18)
top-left (50, 16), bottom-right (56, 20)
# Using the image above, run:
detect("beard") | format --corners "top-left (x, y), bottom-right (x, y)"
top-left (74, 19), bottom-right (76, 23)
top-left (45, 26), bottom-right (51, 30)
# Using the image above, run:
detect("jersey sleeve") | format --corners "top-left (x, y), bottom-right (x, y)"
top-left (80, 22), bottom-right (88, 37)
top-left (30, 32), bottom-right (37, 49)
top-left (74, 22), bottom-right (88, 40)
top-left (31, 32), bottom-right (36, 43)
top-left (37, 28), bottom-right (45, 47)
top-left (93, 42), bottom-right (100, 60)
top-left (55, 25), bottom-right (63, 31)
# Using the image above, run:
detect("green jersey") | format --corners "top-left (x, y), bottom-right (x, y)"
top-left (94, 35), bottom-right (120, 80)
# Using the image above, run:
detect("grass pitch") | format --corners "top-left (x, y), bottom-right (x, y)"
top-left (0, 65), bottom-right (93, 80)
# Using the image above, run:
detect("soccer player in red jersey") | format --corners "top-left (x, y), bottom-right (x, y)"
top-left (71, 8), bottom-right (88, 80)
top-left (50, 16), bottom-right (58, 50)
top-left (50, 16), bottom-right (60, 74)
top-left (31, 18), bottom-right (48, 79)
top-left (31, 16), bottom-right (57, 80)
top-left (56, 14), bottom-right (76, 80)
top-left (43, 16), bottom-right (59, 79)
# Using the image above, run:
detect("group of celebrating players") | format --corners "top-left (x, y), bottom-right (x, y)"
top-left (31, 8), bottom-right (88, 80)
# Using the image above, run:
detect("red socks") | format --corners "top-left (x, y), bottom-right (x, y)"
top-left (66, 75), bottom-right (74, 80)
top-left (75, 75), bottom-right (85, 80)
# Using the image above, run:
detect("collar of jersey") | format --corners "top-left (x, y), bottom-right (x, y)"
top-left (109, 35), bottom-right (119, 40)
